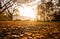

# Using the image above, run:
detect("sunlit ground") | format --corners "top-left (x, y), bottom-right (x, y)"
top-left (0, 0), bottom-right (60, 39)
top-left (0, 21), bottom-right (60, 39)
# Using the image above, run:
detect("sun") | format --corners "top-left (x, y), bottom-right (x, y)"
top-left (18, 4), bottom-right (36, 20)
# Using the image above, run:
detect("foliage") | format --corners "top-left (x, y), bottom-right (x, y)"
top-left (37, 0), bottom-right (60, 21)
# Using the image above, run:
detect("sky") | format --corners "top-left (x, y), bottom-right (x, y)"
top-left (13, 0), bottom-right (41, 20)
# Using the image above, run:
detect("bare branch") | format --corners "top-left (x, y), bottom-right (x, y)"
top-left (0, 3), bottom-right (13, 14)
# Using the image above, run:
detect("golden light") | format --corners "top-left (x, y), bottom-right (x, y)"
top-left (18, 4), bottom-right (36, 20)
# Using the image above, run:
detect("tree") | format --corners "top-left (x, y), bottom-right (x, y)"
top-left (0, 0), bottom-right (17, 20)
top-left (37, 0), bottom-right (60, 21)
top-left (0, 0), bottom-right (37, 21)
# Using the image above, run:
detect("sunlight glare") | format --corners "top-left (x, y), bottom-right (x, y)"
top-left (18, 4), bottom-right (36, 20)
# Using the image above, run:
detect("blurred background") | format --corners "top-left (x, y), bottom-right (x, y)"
top-left (0, 0), bottom-right (60, 21)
